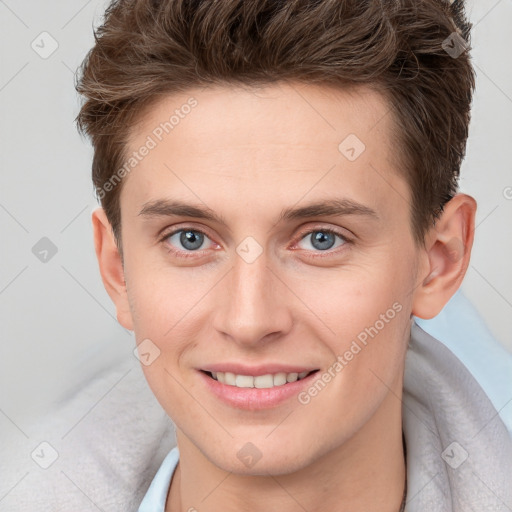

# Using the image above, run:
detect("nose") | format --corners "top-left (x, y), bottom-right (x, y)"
top-left (212, 248), bottom-right (293, 348)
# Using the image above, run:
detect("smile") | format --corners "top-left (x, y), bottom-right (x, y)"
top-left (198, 367), bottom-right (320, 410)
top-left (206, 370), bottom-right (315, 388)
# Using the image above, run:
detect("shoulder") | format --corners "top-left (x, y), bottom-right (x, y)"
top-left (0, 355), bottom-right (176, 511)
top-left (403, 307), bottom-right (512, 511)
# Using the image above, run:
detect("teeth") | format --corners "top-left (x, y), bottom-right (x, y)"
top-left (273, 372), bottom-right (287, 386)
top-left (235, 375), bottom-right (254, 388)
top-left (210, 370), bottom-right (312, 388)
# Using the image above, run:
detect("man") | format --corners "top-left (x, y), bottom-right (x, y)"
top-left (74, 0), bottom-right (512, 510)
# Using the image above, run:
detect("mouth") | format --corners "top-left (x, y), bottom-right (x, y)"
top-left (197, 363), bottom-right (322, 409)
top-left (200, 369), bottom-right (319, 389)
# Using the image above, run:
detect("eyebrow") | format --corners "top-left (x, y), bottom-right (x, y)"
top-left (278, 198), bottom-right (378, 222)
top-left (138, 198), bottom-right (379, 225)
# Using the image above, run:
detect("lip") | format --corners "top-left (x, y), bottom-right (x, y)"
top-left (198, 367), bottom-right (320, 410)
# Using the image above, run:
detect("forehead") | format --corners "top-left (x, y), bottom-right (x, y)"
top-left (128, 81), bottom-right (393, 158)
top-left (121, 82), bottom-right (407, 221)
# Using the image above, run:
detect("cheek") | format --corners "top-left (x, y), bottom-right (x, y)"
top-left (288, 253), bottom-right (415, 388)
top-left (140, 361), bottom-right (210, 443)
top-left (125, 259), bottom-right (200, 335)
top-left (126, 265), bottom-right (208, 397)
top-left (292, 256), bottom-right (413, 338)
top-left (130, 277), bottom-right (202, 420)
top-left (291, 272), bottom-right (412, 440)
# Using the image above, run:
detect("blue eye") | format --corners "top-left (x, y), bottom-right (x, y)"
top-left (297, 229), bottom-right (347, 252)
top-left (160, 226), bottom-right (350, 260)
top-left (165, 229), bottom-right (213, 252)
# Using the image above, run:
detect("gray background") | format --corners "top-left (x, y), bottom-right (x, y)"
top-left (1, 0), bottom-right (511, 432)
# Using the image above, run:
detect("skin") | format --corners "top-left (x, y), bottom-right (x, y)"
top-left (92, 82), bottom-right (476, 512)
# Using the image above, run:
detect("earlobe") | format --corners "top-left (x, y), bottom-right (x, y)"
top-left (412, 194), bottom-right (477, 319)
top-left (91, 208), bottom-right (134, 330)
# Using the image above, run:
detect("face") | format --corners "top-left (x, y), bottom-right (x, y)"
top-left (116, 82), bottom-right (424, 475)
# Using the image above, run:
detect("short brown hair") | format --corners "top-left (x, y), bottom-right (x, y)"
top-left (75, 0), bottom-right (475, 249)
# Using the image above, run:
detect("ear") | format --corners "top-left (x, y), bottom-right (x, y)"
top-left (91, 207), bottom-right (134, 330)
top-left (412, 193), bottom-right (477, 319)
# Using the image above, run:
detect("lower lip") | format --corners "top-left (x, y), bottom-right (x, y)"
top-left (198, 371), bottom-right (318, 410)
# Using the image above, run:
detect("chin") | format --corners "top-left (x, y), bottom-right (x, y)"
top-left (199, 433), bottom-right (323, 477)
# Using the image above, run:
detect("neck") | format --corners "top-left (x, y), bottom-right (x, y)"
top-left (167, 383), bottom-right (406, 512)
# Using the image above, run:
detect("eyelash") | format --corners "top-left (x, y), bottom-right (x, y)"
top-left (158, 226), bottom-right (352, 259)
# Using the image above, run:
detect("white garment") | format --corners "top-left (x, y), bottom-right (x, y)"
top-left (138, 447), bottom-right (179, 511)
top-left (415, 290), bottom-right (512, 437)
top-left (136, 322), bottom-right (512, 511)
top-left (1, 294), bottom-right (511, 511)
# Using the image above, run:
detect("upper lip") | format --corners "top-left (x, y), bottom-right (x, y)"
top-left (199, 363), bottom-right (319, 377)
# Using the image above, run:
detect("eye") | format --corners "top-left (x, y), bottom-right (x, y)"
top-left (159, 225), bottom-right (350, 259)
top-left (296, 228), bottom-right (348, 253)
top-left (162, 228), bottom-right (216, 254)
